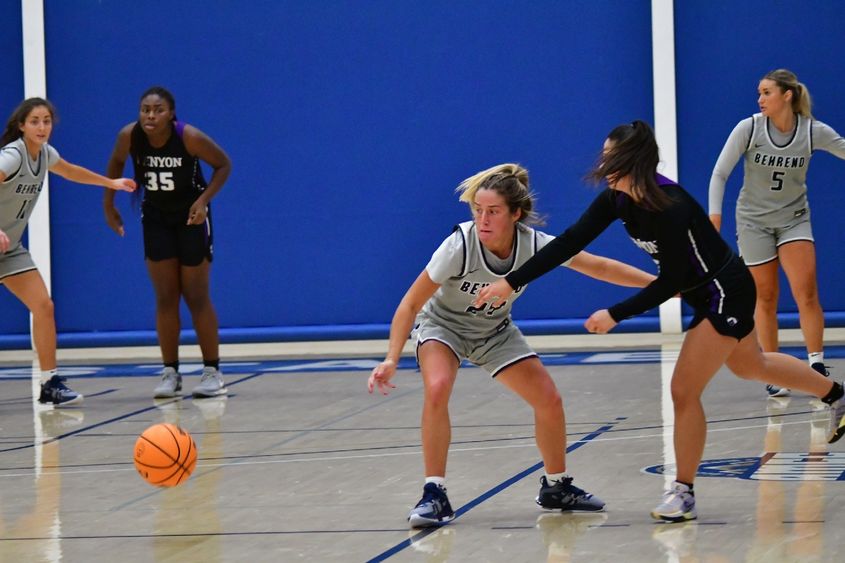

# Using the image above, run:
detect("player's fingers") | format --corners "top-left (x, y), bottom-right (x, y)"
top-left (379, 380), bottom-right (395, 396)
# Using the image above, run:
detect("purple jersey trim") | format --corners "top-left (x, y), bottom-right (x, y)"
top-left (656, 173), bottom-right (676, 186)
top-left (174, 121), bottom-right (186, 138)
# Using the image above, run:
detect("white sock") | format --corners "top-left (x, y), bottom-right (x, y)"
top-left (425, 476), bottom-right (446, 490)
top-left (673, 480), bottom-right (693, 493)
top-left (545, 471), bottom-right (569, 484)
top-left (809, 352), bottom-right (824, 366)
top-left (40, 368), bottom-right (58, 384)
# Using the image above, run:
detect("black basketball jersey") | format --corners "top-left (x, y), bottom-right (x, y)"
top-left (130, 121), bottom-right (208, 213)
top-left (506, 175), bottom-right (735, 322)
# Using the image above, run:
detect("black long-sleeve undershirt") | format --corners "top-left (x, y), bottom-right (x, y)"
top-left (505, 181), bottom-right (733, 322)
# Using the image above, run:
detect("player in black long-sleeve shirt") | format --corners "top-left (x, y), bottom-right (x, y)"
top-left (475, 120), bottom-right (845, 522)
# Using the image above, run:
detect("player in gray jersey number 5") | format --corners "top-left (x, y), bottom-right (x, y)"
top-left (709, 69), bottom-right (845, 397)
top-left (0, 98), bottom-right (136, 406)
top-left (368, 163), bottom-right (656, 528)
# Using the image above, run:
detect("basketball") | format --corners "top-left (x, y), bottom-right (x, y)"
top-left (133, 423), bottom-right (198, 487)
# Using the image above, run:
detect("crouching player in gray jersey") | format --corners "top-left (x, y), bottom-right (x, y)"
top-left (709, 69), bottom-right (845, 397)
top-left (367, 164), bottom-right (656, 528)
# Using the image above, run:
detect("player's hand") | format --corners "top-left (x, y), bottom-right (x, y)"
top-left (368, 359), bottom-right (398, 395)
top-left (103, 205), bottom-right (125, 237)
top-left (110, 178), bottom-right (136, 192)
top-left (584, 309), bottom-right (617, 334)
top-left (0, 229), bottom-right (9, 253)
top-left (187, 200), bottom-right (209, 225)
top-left (473, 278), bottom-right (514, 308)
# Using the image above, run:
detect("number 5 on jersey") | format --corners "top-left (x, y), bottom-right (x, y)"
top-left (144, 171), bottom-right (175, 191)
top-left (770, 170), bottom-right (784, 191)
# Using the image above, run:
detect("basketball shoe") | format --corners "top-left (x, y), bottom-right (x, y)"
top-left (811, 362), bottom-right (830, 377)
top-left (827, 395), bottom-right (845, 444)
top-left (766, 384), bottom-right (790, 398)
top-left (38, 375), bottom-right (83, 407)
top-left (153, 367), bottom-right (182, 398)
top-left (192, 367), bottom-right (227, 398)
top-left (651, 482), bottom-right (697, 522)
top-left (408, 483), bottom-right (454, 528)
top-left (536, 476), bottom-right (605, 512)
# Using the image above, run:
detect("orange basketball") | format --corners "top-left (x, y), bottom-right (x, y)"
top-left (133, 423), bottom-right (198, 487)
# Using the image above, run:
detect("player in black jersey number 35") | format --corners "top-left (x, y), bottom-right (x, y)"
top-left (104, 86), bottom-right (231, 400)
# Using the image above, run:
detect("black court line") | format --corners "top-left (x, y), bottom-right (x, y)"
top-left (108, 380), bottom-right (424, 512)
top-left (0, 529), bottom-right (410, 541)
top-left (0, 373), bottom-right (262, 454)
top-left (74, 420), bottom-right (608, 435)
top-left (0, 419), bottom-right (636, 473)
top-left (0, 388), bottom-right (117, 406)
top-left (366, 417), bottom-right (625, 563)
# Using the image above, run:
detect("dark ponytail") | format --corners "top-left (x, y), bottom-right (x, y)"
top-left (587, 120), bottom-right (672, 211)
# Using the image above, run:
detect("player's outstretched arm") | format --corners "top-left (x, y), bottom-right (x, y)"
top-left (567, 251), bottom-right (655, 287)
top-left (369, 270), bottom-right (439, 396)
top-left (50, 159), bottom-right (136, 192)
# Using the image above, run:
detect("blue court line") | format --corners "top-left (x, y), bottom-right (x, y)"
top-left (366, 417), bottom-right (625, 563)
top-left (2, 344), bottom-right (842, 380)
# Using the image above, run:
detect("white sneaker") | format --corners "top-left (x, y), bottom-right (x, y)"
top-left (651, 482), bottom-right (697, 522)
top-left (192, 366), bottom-right (227, 398)
top-left (153, 367), bottom-right (182, 398)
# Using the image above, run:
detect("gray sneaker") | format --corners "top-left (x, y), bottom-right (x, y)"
top-left (828, 393), bottom-right (845, 444)
top-left (192, 366), bottom-right (227, 398)
top-left (650, 482), bottom-right (697, 522)
top-left (153, 367), bottom-right (182, 398)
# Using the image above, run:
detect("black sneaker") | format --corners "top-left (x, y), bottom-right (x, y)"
top-left (536, 476), bottom-right (605, 512)
top-left (38, 375), bottom-right (83, 407)
top-left (811, 362), bottom-right (831, 377)
top-left (408, 483), bottom-right (455, 528)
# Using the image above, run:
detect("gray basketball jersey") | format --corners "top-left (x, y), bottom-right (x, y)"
top-left (421, 221), bottom-right (567, 339)
top-left (737, 113), bottom-right (813, 224)
top-left (0, 138), bottom-right (59, 248)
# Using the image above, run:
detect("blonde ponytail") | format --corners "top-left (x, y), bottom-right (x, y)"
top-left (456, 163), bottom-right (542, 225)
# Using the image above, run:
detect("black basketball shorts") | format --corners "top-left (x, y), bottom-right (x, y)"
top-left (684, 255), bottom-right (756, 341)
top-left (141, 203), bottom-right (213, 266)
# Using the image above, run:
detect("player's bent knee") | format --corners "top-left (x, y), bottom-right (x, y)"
top-left (423, 377), bottom-right (453, 406)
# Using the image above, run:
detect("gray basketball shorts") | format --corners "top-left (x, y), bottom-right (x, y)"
top-left (0, 244), bottom-right (37, 282)
top-left (413, 317), bottom-right (538, 377)
top-left (736, 212), bottom-right (814, 266)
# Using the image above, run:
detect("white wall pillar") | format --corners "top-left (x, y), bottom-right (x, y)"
top-left (21, 0), bottom-right (50, 357)
top-left (651, 0), bottom-right (682, 334)
top-left (21, 0), bottom-right (50, 294)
